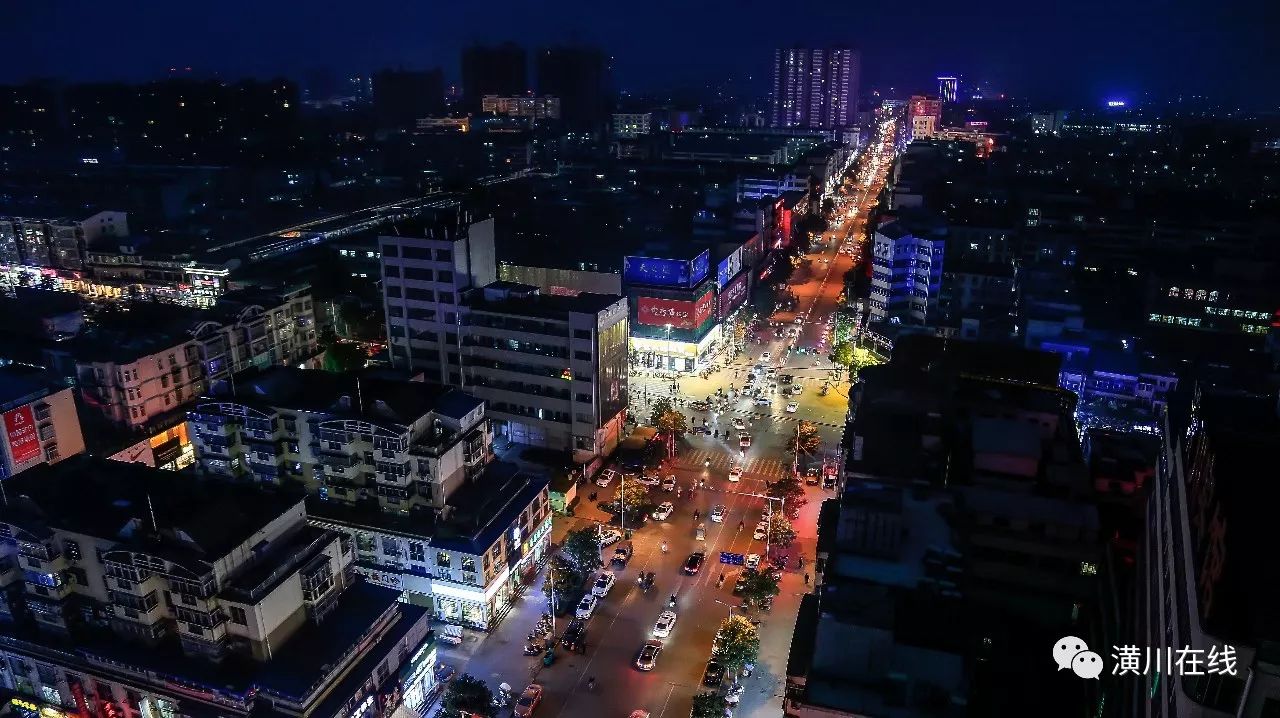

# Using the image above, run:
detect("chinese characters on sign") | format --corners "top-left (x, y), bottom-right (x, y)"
top-left (718, 273), bottom-right (748, 319)
top-left (636, 293), bottom-right (714, 330)
top-left (2, 406), bottom-right (40, 465)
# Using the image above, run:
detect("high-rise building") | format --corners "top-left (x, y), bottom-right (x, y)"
top-left (770, 47), bottom-right (859, 129)
top-left (937, 76), bottom-right (959, 102)
top-left (535, 46), bottom-right (610, 132)
top-left (907, 95), bottom-right (943, 140)
top-left (869, 215), bottom-right (947, 325)
top-left (373, 68), bottom-right (446, 129)
top-left (461, 43), bottom-right (527, 110)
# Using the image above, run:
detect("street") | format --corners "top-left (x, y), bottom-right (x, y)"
top-left (429, 123), bottom-right (896, 718)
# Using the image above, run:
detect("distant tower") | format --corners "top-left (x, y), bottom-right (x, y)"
top-left (937, 76), bottom-right (959, 103)
top-left (770, 48), bottom-right (860, 129)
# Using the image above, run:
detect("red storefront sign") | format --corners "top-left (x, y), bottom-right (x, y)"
top-left (637, 292), bottom-right (714, 330)
top-left (718, 273), bottom-right (748, 319)
top-left (3, 405), bottom-right (40, 465)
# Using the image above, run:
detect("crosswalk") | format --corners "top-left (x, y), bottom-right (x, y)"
top-left (679, 449), bottom-right (791, 480)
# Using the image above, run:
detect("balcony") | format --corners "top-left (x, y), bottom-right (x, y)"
top-left (314, 450), bottom-right (358, 470)
top-left (17, 540), bottom-right (61, 562)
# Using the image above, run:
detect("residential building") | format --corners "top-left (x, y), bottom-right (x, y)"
top-left (461, 43), bottom-right (527, 110)
top-left (415, 117), bottom-right (470, 133)
top-left (907, 96), bottom-right (942, 141)
top-left (770, 47), bottom-right (860, 129)
top-left (0, 456), bottom-right (441, 718)
top-left (0, 366), bottom-right (85, 480)
top-left (481, 95), bottom-right (560, 120)
top-left (185, 286), bottom-right (320, 382)
top-left (0, 212), bottom-right (128, 272)
top-left (535, 46), bottom-right (609, 132)
top-left (1030, 111), bottom-right (1067, 136)
top-left (869, 215), bottom-right (947, 325)
top-left (937, 76), bottom-right (959, 102)
top-left (64, 330), bottom-right (205, 433)
top-left (612, 112), bottom-right (651, 138)
top-left (188, 367), bottom-right (550, 629)
top-left (1141, 387), bottom-right (1280, 717)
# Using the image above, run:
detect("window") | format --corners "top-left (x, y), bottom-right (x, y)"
top-left (386, 285), bottom-right (402, 299)
top-left (404, 267), bottom-right (434, 281)
top-left (574, 350), bottom-right (591, 360)
top-left (436, 551), bottom-right (452, 567)
top-left (406, 288), bottom-right (435, 302)
top-left (229, 606), bottom-right (247, 625)
top-left (461, 557), bottom-right (477, 572)
top-left (389, 306), bottom-right (404, 318)
top-left (383, 265), bottom-right (400, 278)
top-left (434, 249), bottom-right (452, 262)
top-left (1079, 561), bottom-right (1097, 576)
top-left (381, 537), bottom-right (399, 557)
top-left (402, 246), bottom-right (432, 260)
top-left (573, 329), bottom-right (591, 339)
top-left (438, 270), bottom-right (454, 283)
top-left (438, 291), bottom-right (454, 304)
top-left (382, 244), bottom-right (399, 257)
top-left (409, 542), bottom-right (425, 562)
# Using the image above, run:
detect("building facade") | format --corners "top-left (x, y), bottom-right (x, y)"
top-left (869, 218), bottom-right (946, 325)
top-left (611, 113), bottom-right (651, 138)
top-left (0, 368), bottom-right (86, 480)
top-left (480, 95), bottom-right (560, 120)
top-left (770, 47), bottom-right (859, 129)
top-left (0, 212), bottom-right (128, 272)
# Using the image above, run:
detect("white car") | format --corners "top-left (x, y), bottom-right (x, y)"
top-left (786, 402), bottom-right (799, 413)
top-left (732, 417), bottom-right (747, 430)
top-left (651, 501), bottom-right (674, 521)
top-left (660, 476), bottom-right (677, 492)
top-left (596, 469), bottom-right (617, 487)
top-left (598, 529), bottom-right (623, 547)
top-left (636, 474), bottom-right (661, 487)
top-left (754, 396), bottom-right (771, 406)
top-left (710, 505), bottom-right (727, 523)
top-left (745, 553), bottom-right (761, 571)
top-left (793, 316), bottom-right (804, 325)
top-left (592, 571), bottom-right (616, 597)
top-left (791, 384), bottom-right (803, 395)
top-left (728, 466), bottom-right (743, 482)
top-left (760, 352), bottom-right (770, 361)
top-left (753, 522), bottom-right (768, 540)
top-left (575, 594), bottom-right (598, 620)
top-left (652, 610), bottom-right (677, 638)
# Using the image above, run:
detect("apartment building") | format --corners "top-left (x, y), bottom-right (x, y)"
top-left (0, 457), bottom-right (439, 718)
top-left (188, 367), bottom-right (552, 628)
top-left (481, 95), bottom-right (561, 120)
top-left (1141, 387), bottom-right (1280, 718)
top-left (64, 331), bottom-right (205, 432)
top-left (869, 215), bottom-right (947, 325)
top-left (185, 286), bottom-right (319, 381)
top-left (0, 211), bottom-right (128, 271)
top-left (0, 366), bottom-right (86, 480)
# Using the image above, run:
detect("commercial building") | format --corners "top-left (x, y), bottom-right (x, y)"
top-left (1030, 111), bottom-right (1067, 136)
top-left (461, 43), bottom-right (527, 110)
top-left (869, 215), bottom-right (947, 325)
top-left (623, 249), bottom-right (723, 372)
top-left (0, 211), bottom-right (128, 272)
top-left (612, 112), bottom-right (651, 138)
top-left (907, 96), bottom-right (942, 141)
top-left (481, 95), bottom-right (560, 120)
top-left (770, 47), bottom-right (860, 129)
top-left (1141, 387), bottom-right (1280, 717)
top-left (188, 368), bottom-right (551, 629)
top-left (414, 117), bottom-right (470, 133)
top-left (0, 456), bottom-right (440, 718)
top-left (0, 367), bottom-right (85, 480)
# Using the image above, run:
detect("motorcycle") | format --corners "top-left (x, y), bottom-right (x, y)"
top-left (523, 641), bottom-right (544, 656)
top-left (668, 594), bottom-right (678, 609)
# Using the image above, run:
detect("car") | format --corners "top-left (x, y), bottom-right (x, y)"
top-left (596, 469), bottom-right (617, 487)
top-left (575, 594), bottom-right (598, 620)
top-left (592, 571), bottom-right (617, 597)
top-left (791, 383), bottom-right (803, 395)
top-left (561, 618), bottom-right (588, 653)
top-left (786, 401), bottom-right (799, 413)
top-left (794, 316), bottom-right (804, 325)
top-left (690, 400), bottom-right (711, 411)
top-left (691, 425), bottom-right (711, 435)
top-left (728, 466), bottom-right (743, 482)
top-left (805, 467), bottom-right (821, 486)
top-left (760, 352), bottom-right (771, 361)
top-left (710, 505), bottom-right (727, 523)
top-left (733, 575), bottom-right (750, 595)
top-left (636, 473), bottom-right (661, 487)
top-left (651, 501), bottom-right (674, 521)
top-left (753, 523), bottom-right (767, 540)
top-left (765, 366), bottom-right (778, 376)
top-left (598, 529), bottom-right (623, 547)
top-left (754, 396), bottom-right (771, 406)
top-left (612, 542), bottom-right (633, 567)
top-left (513, 684), bottom-right (543, 718)
top-left (683, 551), bottom-right (705, 574)
top-left (660, 475), bottom-right (677, 492)
top-left (635, 640), bottom-right (663, 671)
top-left (652, 610), bottom-right (677, 638)
top-left (732, 417), bottom-right (747, 430)
top-left (703, 660), bottom-right (726, 687)
top-left (739, 434), bottom-right (752, 448)
top-left (725, 684), bottom-right (746, 706)
top-left (745, 553), bottom-right (761, 570)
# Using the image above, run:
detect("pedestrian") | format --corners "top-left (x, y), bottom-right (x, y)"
top-left (804, 572), bottom-right (810, 585)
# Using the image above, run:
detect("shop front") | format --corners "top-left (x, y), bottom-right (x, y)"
top-left (629, 325), bottom-right (722, 373)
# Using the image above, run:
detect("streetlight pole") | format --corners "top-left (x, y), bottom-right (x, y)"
top-left (714, 598), bottom-right (736, 618)
top-left (664, 323), bottom-right (672, 375)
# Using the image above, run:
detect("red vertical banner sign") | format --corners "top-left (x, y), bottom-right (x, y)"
top-left (3, 405), bottom-right (40, 465)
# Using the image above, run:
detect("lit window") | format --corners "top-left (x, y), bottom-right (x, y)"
top-left (1195, 289), bottom-right (1207, 301)
top-left (1168, 287), bottom-right (1179, 297)
top-left (1079, 562), bottom-right (1097, 576)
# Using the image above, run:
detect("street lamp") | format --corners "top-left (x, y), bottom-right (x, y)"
top-left (722, 488), bottom-right (785, 562)
top-left (664, 323), bottom-right (673, 374)
top-left (714, 598), bottom-right (737, 618)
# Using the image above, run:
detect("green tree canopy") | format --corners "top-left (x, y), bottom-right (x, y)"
top-left (832, 340), bottom-right (854, 367)
top-left (766, 513), bottom-right (797, 547)
top-left (542, 554), bottom-right (583, 611)
top-left (713, 614), bottom-right (761, 672)
top-left (738, 569), bottom-right (781, 610)
top-left (766, 477), bottom-right (806, 519)
top-left (617, 481), bottom-right (651, 515)
top-left (322, 342), bottom-right (366, 372)
top-left (439, 674), bottom-right (495, 718)
top-left (691, 692), bottom-right (729, 718)
top-left (786, 420), bottom-right (822, 457)
top-left (562, 527), bottom-right (604, 574)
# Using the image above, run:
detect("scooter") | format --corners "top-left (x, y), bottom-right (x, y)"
top-left (523, 641), bottom-right (544, 656)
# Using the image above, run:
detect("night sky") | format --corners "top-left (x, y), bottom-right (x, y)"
top-left (7, 0), bottom-right (1278, 105)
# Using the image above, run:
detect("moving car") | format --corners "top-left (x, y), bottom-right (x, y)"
top-left (710, 504), bottom-right (727, 523)
top-left (791, 384), bottom-right (803, 395)
top-left (636, 473), bottom-right (661, 487)
top-left (703, 661), bottom-right (725, 687)
top-left (754, 396), bottom-right (771, 406)
top-left (597, 529), bottom-right (623, 547)
top-left (785, 401), bottom-right (799, 413)
top-left (513, 684), bottom-right (543, 718)
top-left (753, 522), bottom-right (767, 540)
top-left (739, 434), bottom-right (752, 449)
top-left (596, 469), bottom-right (617, 487)
top-left (727, 466), bottom-right (743, 482)
top-left (690, 400), bottom-right (711, 411)
top-left (794, 316), bottom-right (804, 325)
top-left (652, 610), bottom-right (677, 638)
top-left (575, 595), bottom-right (598, 620)
top-left (612, 542), bottom-right (633, 567)
top-left (732, 417), bottom-right (747, 430)
top-left (592, 571), bottom-right (616, 598)
top-left (683, 551), bottom-right (706, 574)
top-left (805, 467), bottom-right (821, 486)
top-left (761, 352), bottom-right (771, 361)
top-left (635, 640), bottom-right (663, 671)
top-left (745, 553), bottom-right (761, 570)
top-left (651, 501), bottom-right (675, 520)
top-left (660, 476), bottom-right (677, 492)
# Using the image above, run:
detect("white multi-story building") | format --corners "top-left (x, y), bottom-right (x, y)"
top-left (612, 113), bottom-right (652, 138)
top-left (189, 367), bottom-right (552, 629)
top-left (0, 211), bottom-right (128, 271)
top-left (0, 366), bottom-right (86, 480)
top-left (0, 456), bottom-right (439, 718)
top-left (481, 95), bottom-right (561, 120)
top-left (869, 217), bottom-right (947, 325)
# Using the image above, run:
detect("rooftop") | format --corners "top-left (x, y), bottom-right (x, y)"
top-left (0, 364), bottom-right (65, 409)
top-left (469, 284), bottom-right (624, 319)
top-left (827, 485), bottom-right (957, 589)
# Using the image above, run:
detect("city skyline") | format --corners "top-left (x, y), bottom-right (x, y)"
top-left (7, 0), bottom-right (1278, 106)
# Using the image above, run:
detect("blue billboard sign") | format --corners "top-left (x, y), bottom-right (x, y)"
top-left (624, 249), bottom-right (713, 288)
top-left (690, 250), bottom-right (711, 287)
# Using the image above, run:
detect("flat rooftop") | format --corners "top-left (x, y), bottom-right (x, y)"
top-left (469, 286), bottom-right (624, 319)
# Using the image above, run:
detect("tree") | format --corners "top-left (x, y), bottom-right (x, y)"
top-left (562, 528), bottom-right (603, 574)
top-left (766, 513), bottom-right (797, 547)
top-left (832, 340), bottom-right (854, 367)
top-left (822, 197), bottom-right (836, 215)
top-left (616, 481), bottom-right (651, 516)
top-left (649, 398), bottom-right (674, 427)
top-left (655, 408), bottom-right (687, 438)
top-left (738, 569), bottom-right (781, 610)
top-left (542, 554), bottom-right (583, 612)
top-left (786, 421), bottom-right (822, 457)
top-left (439, 674), bottom-right (495, 718)
top-left (713, 615), bottom-right (761, 673)
top-left (691, 692), bottom-right (729, 718)
top-left (767, 477), bottom-right (806, 519)
top-left (322, 341), bottom-right (367, 372)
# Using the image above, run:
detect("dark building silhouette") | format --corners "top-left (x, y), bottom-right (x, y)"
top-left (373, 68), bottom-right (445, 129)
top-left (462, 42), bottom-right (527, 111)
top-left (536, 46), bottom-right (610, 132)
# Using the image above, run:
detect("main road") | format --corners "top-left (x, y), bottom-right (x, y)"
top-left (426, 123), bottom-right (897, 718)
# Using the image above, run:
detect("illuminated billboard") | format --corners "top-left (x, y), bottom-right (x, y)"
top-left (623, 250), bottom-right (711, 288)
top-left (637, 291), bottom-right (715, 330)
top-left (716, 247), bottom-right (744, 289)
top-left (3, 405), bottom-right (40, 466)
top-left (718, 272), bottom-right (749, 319)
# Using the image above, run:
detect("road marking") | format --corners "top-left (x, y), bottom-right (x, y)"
top-left (655, 682), bottom-right (678, 718)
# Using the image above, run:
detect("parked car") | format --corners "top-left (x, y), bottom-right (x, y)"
top-left (561, 619), bottom-right (587, 653)
top-left (611, 542), bottom-right (633, 567)
top-left (596, 469), bottom-right (617, 487)
top-left (753, 522), bottom-right (767, 540)
top-left (575, 595), bottom-right (598, 620)
top-left (703, 661), bottom-right (725, 687)
top-left (592, 571), bottom-right (617, 597)
top-left (805, 467), bottom-right (821, 486)
top-left (660, 476), bottom-right (677, 492)
top-left (651, 502), bottom-right (674, 521)
top-left (513, 684), bottom-right (543, 718)
top-left (636, 473), bottom-right (661, 487)
top-left (597, 529), bottom-right (623, 547)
